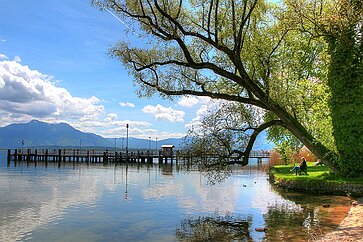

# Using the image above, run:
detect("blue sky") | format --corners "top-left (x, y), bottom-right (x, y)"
top-left (0, 0), bottom-right (216, 140)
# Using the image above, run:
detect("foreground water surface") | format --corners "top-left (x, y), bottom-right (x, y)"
top-left (0, 151), bottom-right (351, 241)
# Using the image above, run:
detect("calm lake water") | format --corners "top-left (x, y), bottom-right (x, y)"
top-left (0, 151), bottom-right (351, 241)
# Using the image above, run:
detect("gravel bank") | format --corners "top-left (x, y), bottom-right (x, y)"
top-left (319, 197), bottom-right (363, 241)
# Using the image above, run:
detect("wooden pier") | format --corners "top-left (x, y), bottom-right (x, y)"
top-left (6, 148), bottom-right (270, 165)
top-left (6, 148), bottom-right (173, 165)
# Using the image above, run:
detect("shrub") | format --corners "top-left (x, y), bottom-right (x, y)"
top-left (268, 150), bottom-right (283, 166)
top-left (269, 146), bottom-right (317, 166)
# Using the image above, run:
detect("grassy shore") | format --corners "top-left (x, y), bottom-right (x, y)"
top-left (269, 162), bottom-right (363, 196)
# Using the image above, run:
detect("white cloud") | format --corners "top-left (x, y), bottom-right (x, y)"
top-left (0, 54), bottom-right (8, 60)
top-left (0, 56), bottom-right (188, 139)
top-left (70, 119), bottom-right (152, 137)
top-left (13, 56), bottom-right (21, 63)
top-left (119, 102), bottom-right (135, 108)
top-left (0, 39), bottom-right (5, 42)
top-left (99, 126), bottom-right (185, 140)
top-left (178, 95), bottom-right (199, 107)
top-left (0, 58), bottom-right (104, 121)
top-left (142, 104), bottom-right (185, 123)
top-left (184, 98), bottom-right (224, 131)
top-left (0, 76), bottom-right (4, 88)
top-left (105, 113), bottom-right (118, 122)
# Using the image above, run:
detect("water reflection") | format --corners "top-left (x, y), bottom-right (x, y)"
top-left (0, 167), bottom-right (100, 241)
top-left (264, 193), bottom-right (351, 241)
top-left (0, 156), bottom-right (352, 241)
top-left (176, 214), bottom-right (253, 241)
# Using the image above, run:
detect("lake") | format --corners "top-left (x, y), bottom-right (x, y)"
top-left (0, 151), bottom-right (351, 241)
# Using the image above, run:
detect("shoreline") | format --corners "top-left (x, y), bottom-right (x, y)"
top-left (319, 197), bottom-right (363, 241)
top-left (270, 176), bottom-right (363, 197)
top-left (268, 171), bottom-right (363, 240)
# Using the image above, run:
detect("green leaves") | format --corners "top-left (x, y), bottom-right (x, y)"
top-left (95, 0), bottom-right (363, 178)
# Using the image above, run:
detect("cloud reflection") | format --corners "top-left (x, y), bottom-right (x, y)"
top-left (142, 169), bottom-right (242, 214)
top-left (0, 166), bottom-right (102, 241)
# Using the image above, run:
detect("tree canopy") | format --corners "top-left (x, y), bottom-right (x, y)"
top-left (93, 0), bottom-right (363, 178)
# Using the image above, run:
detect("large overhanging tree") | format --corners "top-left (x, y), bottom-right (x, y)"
top-left (93, 0), bottom-right (363, 178)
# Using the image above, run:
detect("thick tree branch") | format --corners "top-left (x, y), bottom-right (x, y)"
top-left (139, 76), bottom-right (269, 109)
top-left (229, 119), bottom-right (284, 165)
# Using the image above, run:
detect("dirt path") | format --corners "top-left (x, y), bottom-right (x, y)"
top-left (319, 197), bottom-right (363, 241)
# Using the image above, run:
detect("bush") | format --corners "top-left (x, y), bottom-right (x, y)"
top-left (269, 146), bottom-right (317, 166)
top-left (268, 150), bottom-right (283, 166)
top-left (294, 146), bottom-right (317, 163)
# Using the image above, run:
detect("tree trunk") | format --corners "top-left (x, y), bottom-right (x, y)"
top-left (327, 28), bottom-right (363, 178)
top-left (267, 99), bottom-right (340, 174)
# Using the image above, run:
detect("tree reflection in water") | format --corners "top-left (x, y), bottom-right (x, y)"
top-left (176, 214), bottom-right (253, 241)
top-left (263, 193), bottom-right (352, 241)
top-left (264, 203), bottom-right (311, 240)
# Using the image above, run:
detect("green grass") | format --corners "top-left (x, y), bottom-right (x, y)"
top-left (270, 162), bottom-right (363, 184)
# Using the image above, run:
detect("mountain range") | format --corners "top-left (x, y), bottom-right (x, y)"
top-left (0, 120), bottom-right (274, 150)
top-left (0, 120), bottom-right (183, 149)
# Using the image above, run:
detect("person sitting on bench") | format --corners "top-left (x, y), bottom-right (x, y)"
top-left (290, 157), bottom-right (308, 175)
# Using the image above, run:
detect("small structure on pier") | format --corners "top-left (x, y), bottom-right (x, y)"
top-left (161, 145), bottom-right (174, 157)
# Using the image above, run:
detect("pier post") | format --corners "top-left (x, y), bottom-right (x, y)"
top-left (14, 149), bottom-right (18, 162)
top-left (26, 149), bottom-right (31, 162)
top-left (34, 149), bottom-right (38, 166)
top-left (146, 151), bottom-right (152, 163)
top-left (45, 149), bottom-right (47, 161)
top-left (58, 149), bottom-right (62, 167)
top-left (19, 149), bottom-right (23, 161)
top-left (45, 149), bottom-right (48, 165)
top-left (138, 151), bottom-right (142, 162)
top-left (158, 151), bottom-right (163, 163)
top-left (7, 149), bottom-right (11, 165)
top-left (147, 155), bottom-right (152, 163)
top-left (103, 151), bottom-right (108, 163)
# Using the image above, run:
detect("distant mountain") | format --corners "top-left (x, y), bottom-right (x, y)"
top-left (0, 120), bottom-right (184, 149)
top-left (0, 120), bottom-right (109, 148)
top-left (0, 120), bottom-right (274, 150)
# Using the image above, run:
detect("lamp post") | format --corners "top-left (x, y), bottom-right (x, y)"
top-left (114, 137), bottom-right (117, 151)
top-left (126, 124), bottom-right (129, 161)
top-left (155, 137), bottom-right (158, 151)
top-left (149, 137), bottom-right (151, 150)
